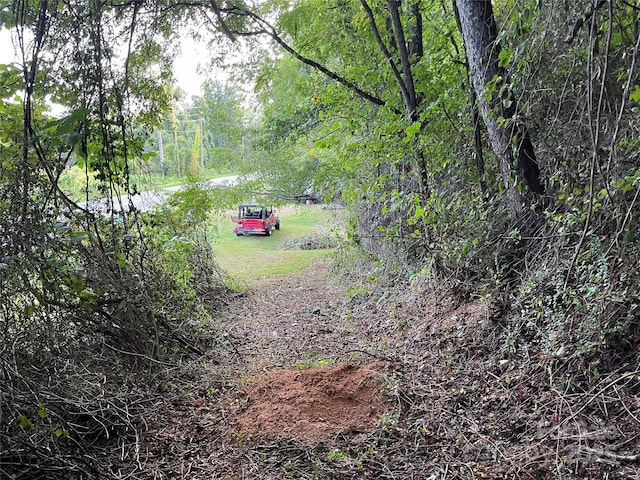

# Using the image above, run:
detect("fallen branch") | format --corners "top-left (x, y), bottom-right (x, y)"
top-left (578, 446), bottom-right (639, 462)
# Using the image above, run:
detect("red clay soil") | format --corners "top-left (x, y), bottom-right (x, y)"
top-left (232, 362), bottom-right (388, 442)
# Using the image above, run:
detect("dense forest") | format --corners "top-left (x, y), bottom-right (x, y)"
top-left (1, 0), bottom-right (639, 478)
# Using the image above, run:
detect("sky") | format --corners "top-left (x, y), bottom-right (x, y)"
top-left (0, 28), bottom-right (19, 65)
top-left (0, 27), bottom-right (209, 99)
top-left (174, 37), bottom-right (212, 98)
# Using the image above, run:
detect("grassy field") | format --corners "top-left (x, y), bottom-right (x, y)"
top-left (211, 205), bottom-right (345, 287)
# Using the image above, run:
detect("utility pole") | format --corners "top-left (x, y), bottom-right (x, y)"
top-left (157, 129), bottom-right (166, 177)
top-left (200, 117), bottom-right (205, 172)
top-left (174, 129), bottom-right (180, 177)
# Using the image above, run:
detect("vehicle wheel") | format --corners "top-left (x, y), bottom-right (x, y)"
top-left (236, 232), bottom-right (243, 236)
top-left (275, 219), bottom-right (280, 230)
top-left (265, 225), bottom-right (272, 236)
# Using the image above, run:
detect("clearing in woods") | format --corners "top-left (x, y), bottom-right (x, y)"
top-left (134, 207), bottom-right (640, 479)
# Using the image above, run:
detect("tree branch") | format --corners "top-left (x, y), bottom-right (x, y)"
top-left (209, 0), bottom-right (237, 41)
top-left (222, 6), bottom-right (399, 113)
top-left (386, 0), bottom-right (418, 121)
top-left (155, 0), bottom-right (401, 113)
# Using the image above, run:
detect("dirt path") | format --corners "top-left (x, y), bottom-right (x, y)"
top-left (131, 260), bottom-right (640, 479)
top-left (223, 261), bottom-right (380, 373)
top-left (136, 260), bottom-right (397, 477)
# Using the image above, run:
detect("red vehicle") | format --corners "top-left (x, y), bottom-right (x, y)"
top-left (233, 204), bottom-right (280, 236)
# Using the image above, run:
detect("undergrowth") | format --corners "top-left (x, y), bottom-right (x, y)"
top-left (0, 188), bottom-right (230, 479)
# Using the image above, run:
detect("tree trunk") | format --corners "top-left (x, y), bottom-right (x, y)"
top-left (387, 0), bottom-right (419, 122)
top-left (453, 0), bottom-right (543, 218)
top-left (360, 0), bottom-right (428, 192)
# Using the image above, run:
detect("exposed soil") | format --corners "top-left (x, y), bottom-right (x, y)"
top-left (129, 260), bottom-right (640, 479)
top-left (233, 362), bottom-right (388, 442)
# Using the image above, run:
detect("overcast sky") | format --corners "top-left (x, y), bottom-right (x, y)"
top-left (0, 28), bottom-right (208, 98)
top-left (174, 37), bottom-right (211, 98)
top-left (0, 28), bottom-right (19, 65)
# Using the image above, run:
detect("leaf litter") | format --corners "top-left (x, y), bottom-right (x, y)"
top-left (124, 260), bottom-right (640, 479)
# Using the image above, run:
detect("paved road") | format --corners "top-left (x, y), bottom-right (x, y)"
top-left (79, 175), bottom-right (240, 214)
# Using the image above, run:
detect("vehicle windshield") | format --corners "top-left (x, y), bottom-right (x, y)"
top-left (239, 205), bottom-right (271, 220)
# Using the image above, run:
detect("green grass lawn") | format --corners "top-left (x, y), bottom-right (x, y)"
top-left (211, 205), bottom-right (344, 287)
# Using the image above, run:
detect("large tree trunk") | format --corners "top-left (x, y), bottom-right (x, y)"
top-left (453, 0), bottom-right (543, 218)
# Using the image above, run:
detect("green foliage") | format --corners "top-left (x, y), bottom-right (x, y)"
top-left (14, 415), bottom-right (34, 432)
top-left (250, 56), bottom-right (334, 200)
top-left (155, 82), bottom-right (248, 179)
top-left (190, 122), bottom-right (203, 175)
top-left (57, 165), bottom-right (101, 201)
top-left (516, 231), bottom-right (640, 358)
top-left (507, 0), bottom-right (640, 345)
top-left (253, 0), bottom-right (492, 286)
top-left (327, 448), bottom-right (346, 462)
top-left (248, 0), bottom-right (640, 366)
top-left (3, 0), bottom-right (640, 474)
top-left (255, 58), bottom-right (323, 145)
top-left (159, 182), bottom-right (217, 231)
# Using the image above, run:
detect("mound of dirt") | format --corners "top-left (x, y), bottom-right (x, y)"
top-left (233, 363), bottom-right (389, 442)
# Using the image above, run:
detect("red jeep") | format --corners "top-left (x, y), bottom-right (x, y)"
top-left (233, 204), bottom-right (280, 236)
